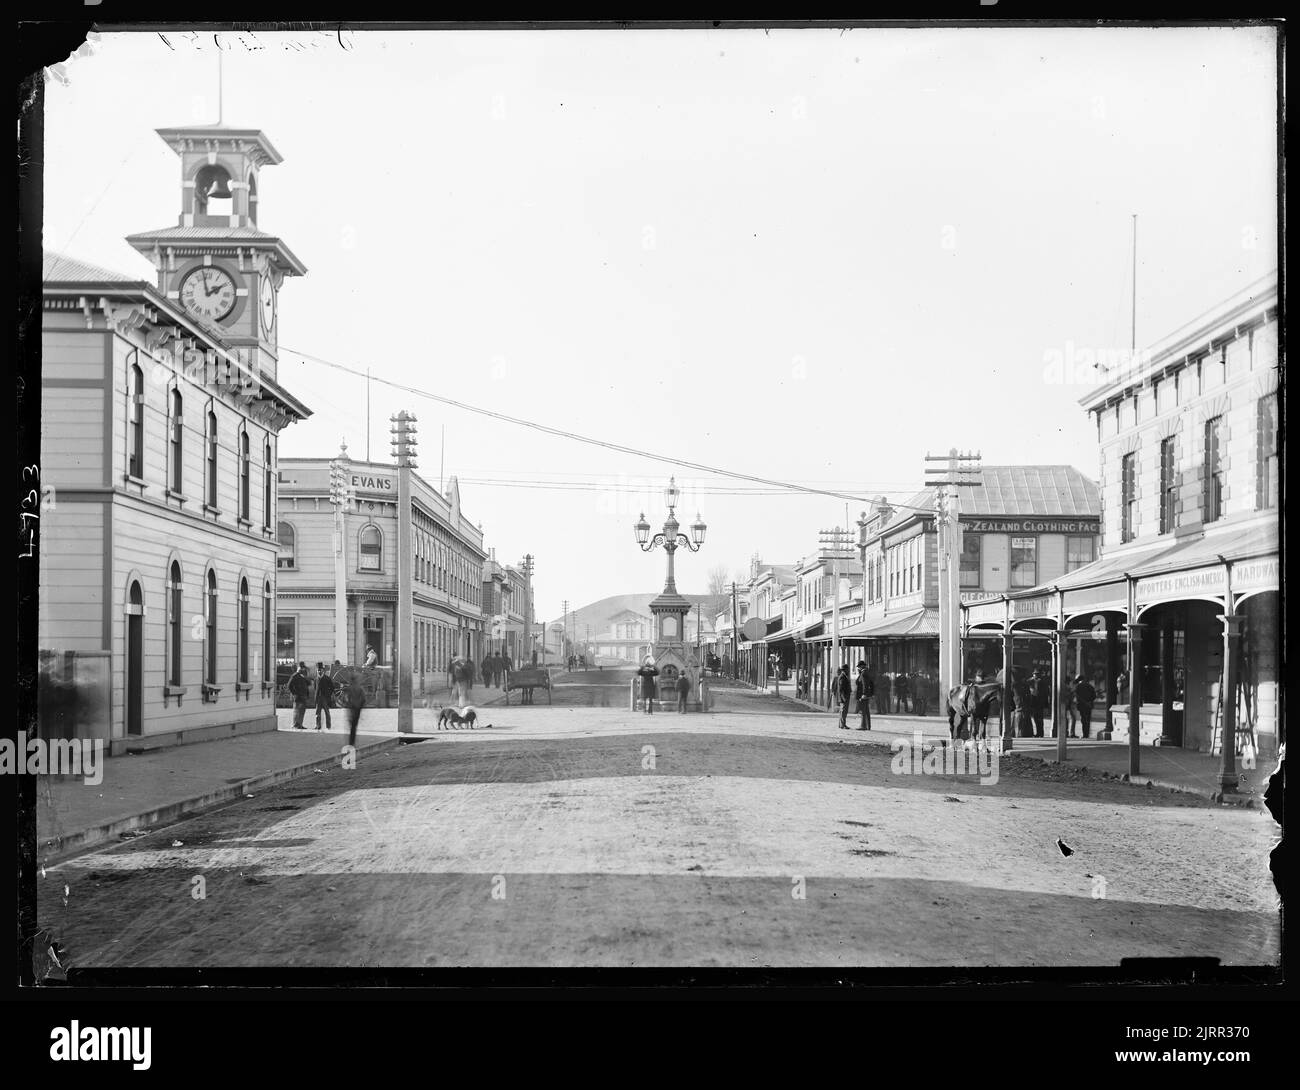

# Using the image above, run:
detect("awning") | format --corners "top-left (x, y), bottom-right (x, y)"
top-left (809, 608), bottom-right (939, 641)
top-left (852, 607), bottom-right (940, 639)
top-left (764, 615), bottom-right (822, 646)
top-left (792, 619), bottom-right (824, 641)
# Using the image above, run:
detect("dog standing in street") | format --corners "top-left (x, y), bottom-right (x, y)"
top-left (436, 706), bottom-right (491, 730)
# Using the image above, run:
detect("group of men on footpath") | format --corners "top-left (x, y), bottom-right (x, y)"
top-left (830, 662), bottom-right (876, 731)
top-left (799, 667), bottom-right (932, 716)
top-left (287, 661), bottom-right (367, 747)
top-left (815, 659), bottom-right (1101, 738)
top-left (478, 653), bottom-right (515, 688)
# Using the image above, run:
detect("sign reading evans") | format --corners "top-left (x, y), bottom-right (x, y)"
top-left (963, 519), bottom-right (1100, 534)
top-left (350, 473), bottom-right (394, 493)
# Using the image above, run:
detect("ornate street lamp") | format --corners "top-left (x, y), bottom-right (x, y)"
top-left (634, 476), bottom-right (706, 597)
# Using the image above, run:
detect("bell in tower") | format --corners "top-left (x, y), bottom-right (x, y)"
top-left (194, 164), bottom-right (234, 218)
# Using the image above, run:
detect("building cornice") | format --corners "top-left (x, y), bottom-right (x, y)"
top-left (1080, 277), bottom-right (1277, 411)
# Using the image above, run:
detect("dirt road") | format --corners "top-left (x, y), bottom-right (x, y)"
top-left (42, 703), bottom-right (1279, 970)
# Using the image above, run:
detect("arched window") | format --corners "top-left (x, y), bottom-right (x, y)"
top-left (263, 441), bottom-right (273, 529)
top-left (247, 172), bottom-right (259, 225)
top-left (277, 522), bottom-right (296, 569)
top-left (167, 561), bottom-right (183, 686)
top-left (238, 577), bottom-right (250, 683)
top-left (206, 410), bottom-right (218, 508)
top-left (262, 580), bottom-right (273, 684)
top-left (359, 525), bottom-right (382, 571)
top-left (169, 388), bottom-right (183, 493)
top-left (239, 429), bottom-right (251, 521)
top-left (129, 363), bottom-right (145, 479)
top-left (205, 569), bottom-right (218, 685)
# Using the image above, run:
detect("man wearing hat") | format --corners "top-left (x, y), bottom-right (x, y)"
top-left (288, 662), bottom-right (311, 730)
top-left (637, 656), bottom-right (660, 715)
top-left (835, 664), bottom-right (852, 729)
top-left (1029, 668), bottom-right (1049, 737)
top-left (854, 662), bottom-right (874, 731)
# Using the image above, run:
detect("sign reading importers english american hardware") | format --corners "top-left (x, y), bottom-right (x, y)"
top-left (963, 519), bottom-right (1100, 534)
top-left (1232, 557), bottom-right (1279, 595)
top-left (1135, 567), bottom-right (1227, 606)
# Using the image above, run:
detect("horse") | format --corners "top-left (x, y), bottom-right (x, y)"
top-left (947, 671), bottom-right (1010, 747)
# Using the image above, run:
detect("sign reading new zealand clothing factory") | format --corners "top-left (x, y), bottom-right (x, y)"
top-left (350, 473), bottom-right (394, 494)
top-left (962, 519), bottom-right (1100, 534)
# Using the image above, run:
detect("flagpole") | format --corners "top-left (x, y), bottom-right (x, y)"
top-left (1131, 214), bottom-right (1137, 352)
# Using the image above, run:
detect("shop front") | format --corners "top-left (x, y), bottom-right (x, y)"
top-left (801, 608), bottom-right (942, 713)
top-left (962, 522), bottom-right (1279, 769)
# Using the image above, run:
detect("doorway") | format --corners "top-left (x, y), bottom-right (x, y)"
top-left (126, 581), bottom-right (144, 736)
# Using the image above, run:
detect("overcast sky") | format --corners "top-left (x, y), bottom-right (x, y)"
top-left (41, 26), bottom-right (1277, 623)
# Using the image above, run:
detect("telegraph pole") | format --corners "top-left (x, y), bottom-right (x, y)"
top-left (522, 553), bottom-right (535, 664)
top-left (328, 442), bottom-right (355, 664)
top-left (925, 448), bottom-right (982, 701)
top-left (819, 526), bottom-right (855, 689)
top-left (390, 411), bottom-right (419, 732)
top-left (730, 581), bottom-right (739, 680)
top-left (561, 599), bottom-right (569, 664)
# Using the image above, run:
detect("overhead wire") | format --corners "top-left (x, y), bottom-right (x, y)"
top-left (281, 343), bottom-right (936, 510)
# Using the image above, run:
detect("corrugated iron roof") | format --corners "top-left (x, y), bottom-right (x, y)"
top-left (898, 465), bottom-right (1098, 521)
top-left (125, 226), bottom-right (308, 276)
top-left (126, 225), bottom-right (282, 240)
top-left (43, 250), bottom-right (144, 284)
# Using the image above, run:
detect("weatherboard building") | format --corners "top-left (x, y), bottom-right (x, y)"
top-left (38, 122), bottom-right (311, 752)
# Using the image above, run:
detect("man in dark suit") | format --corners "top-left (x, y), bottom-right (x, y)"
top-left (1074, 675), bottom-right (1098, 738)
top-left (854, 662), bottom-right (873, 731)
top-left (1029, 668), bottom-right (1049, 737)
top-left (637, 657), bottom-right (660, 714)
top-left (835, 665), bottom-right (852, 729)
top-left (314, 661), bottom-right (336, 731)
top-left (289, 662), bottom-right (311, 729)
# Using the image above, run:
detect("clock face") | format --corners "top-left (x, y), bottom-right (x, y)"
top-left (179, 266), bottom-right (237, 323)
top-left (259, 275), bottom-right (276, 334)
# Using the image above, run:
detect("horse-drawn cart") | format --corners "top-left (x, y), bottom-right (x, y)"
top-left (503, 665), bottom-right (552, 705)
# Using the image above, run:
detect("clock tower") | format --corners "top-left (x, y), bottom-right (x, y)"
top-left (126, 125), bottom-right (306, 382)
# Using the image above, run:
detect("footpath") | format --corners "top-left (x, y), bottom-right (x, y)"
top-left (757, 683), bottom-right (1274, 807)
top-left (36, 683), bottom-right (512, 862)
